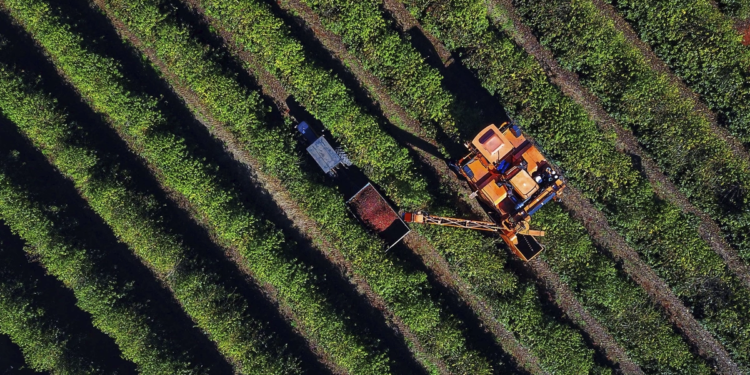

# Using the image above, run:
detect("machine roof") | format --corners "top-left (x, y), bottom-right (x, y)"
top-left (473, 124), bottom-right (512, 163)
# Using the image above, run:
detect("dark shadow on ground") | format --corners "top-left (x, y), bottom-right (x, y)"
top-left (0, 334), bottom-right (45, 375)
top-left (0, 9), bottom-right (319, 373)
top-left (0, 221), bottom-right (137, 374)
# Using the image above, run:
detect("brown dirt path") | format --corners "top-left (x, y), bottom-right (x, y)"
top-left (589, 0), bottom-right (750, 160)
top-left (381, 1), bottom-right (644, 373)
top-left (487, 0), bottom-right (750, 293)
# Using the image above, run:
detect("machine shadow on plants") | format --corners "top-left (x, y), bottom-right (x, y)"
top-left (403, 27), bottom-right (511, 142)
top-left (259, 0), bottom-right (455, 161)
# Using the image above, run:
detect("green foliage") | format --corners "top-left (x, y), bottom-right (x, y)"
top-left (3, 0), bottom-right (745, 372)
top-left (402, 0), bottom-right (720, 372)
top-left (715, 0), bottom-right (750, 19)
top-left (606, 0), bottom-right (750, 146)
top-left (536, 206), bottom-right (712, 373)
top-left (0, 3), bottom-right (301, 373)
top-left (0, 144), bottom-right (201, 374)
top-left (187, 0), bottom-right (606, 372)
top-left (192, 0), bottom-right (430, 209)
top-left (93, 0), bottom-right (506, 372)
top-left (511, 0), bottom-right (750, 366)
top-left (290, 0), bottom-right (461, 142)
top-left (286, 2), bottom-right (606, 372)
top-left (514, 0), bottom-right (750, 264)
top-left (0, 225), bottom-right (105, 374)
top-left (600, 0), bottom-right (750, 257)
top-left (90, 0), bottom-right (416, 372)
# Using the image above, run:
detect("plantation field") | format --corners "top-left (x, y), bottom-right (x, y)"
top-left (0, 0), bottom-right (748, 374)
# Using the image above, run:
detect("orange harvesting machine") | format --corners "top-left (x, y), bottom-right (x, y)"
top-left (298, 119), bottom-right (565, 260)
top-left (403, 122), bottom-right (566, 261)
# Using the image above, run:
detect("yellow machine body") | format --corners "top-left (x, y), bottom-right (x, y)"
top-left (402, 123), bottom-right (565, 261)
top-left (459, 123), bottom-right (565, 260)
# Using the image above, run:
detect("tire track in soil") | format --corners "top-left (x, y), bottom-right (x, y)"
top-left (381, 1), bottom-right (644, 373)
top-left (487, 1), bottom-right (742, 373)
top-left (588, 0), bottom-right (750, 160)
top-left (117, 1), bottom-right (451, 373)
top-left (487, 0), bottom-right (750, 294)
top-left (269, 2), bottom-right (550, 374)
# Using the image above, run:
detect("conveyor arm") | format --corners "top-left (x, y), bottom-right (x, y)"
top-left (402, 211), bottom-right (544, 236)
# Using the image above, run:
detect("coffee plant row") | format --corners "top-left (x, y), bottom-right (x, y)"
top-left (0, 123), bottom-right (208, 373)
top-left (278, 0), bottom-right (717, 372)
top-left (509, 0), bottom-right (750, 365)
top-left (281, 0), bottom-right (464, 144)
top-left (0, 223), bottom-right (114, 374)
top-left (278, 0), bottom-right (625, 372)
top-left (0, 0), bottom-right (427, 372)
